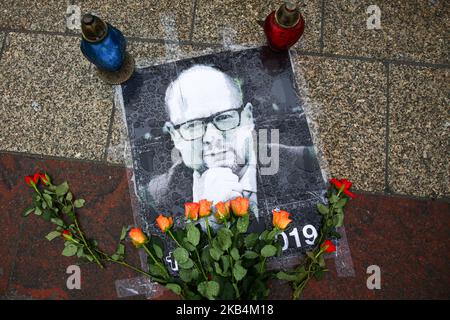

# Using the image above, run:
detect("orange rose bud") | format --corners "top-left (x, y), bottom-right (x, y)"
top-left (185, 202), bottom-right (200, 221)
top-left (156, 214), bottom-right (173, 233)
top-left (321, 239), bottom-right (336, 253)
top-left (198, 199), bottom-right (212, 218)
top-left (272, 209), bottom-right (292, 230)
top-left (129, 227), bottom-right (148, 246)
top-left (230, 197), bottom-right (250, 217)
top-left (214, 201), bottom-right (231, 221)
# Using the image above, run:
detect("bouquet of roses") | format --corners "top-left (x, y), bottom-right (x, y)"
top-left (23, 172), bottom-right (354, 300)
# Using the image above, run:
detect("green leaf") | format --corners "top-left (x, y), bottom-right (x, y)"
top-left (197, 281), bottom-right (220, 300)
top-left (51, 218), bottom-right (64, 227)
top-left (23, 206), bottom-right (34, 217)
top-left (186, 223), bottom-right (200, 246)
top-left (259, 230), bottom-right (269, 241)
top-left (191, 268), bottom-right (199, 281)
top-left (209, 247), bottom-right (223, 261)
top-left (116, 244), bottom-right (125, 255)
top-left (179, 269), bottom-right (193, 282)
top-left (178, 258), bottom-right (194, 269)
top-left (335, 197), bottom-right (348, 209)
top-left (276, 271), bottom-right (300, 282)
top-left (77, 247), bottom-right (84, 258)
top-left (173, 247), bottom-right (189, 264)
top-left (267, 229), bottom-right (278, 241)
top-left (182, 239), bottom-right (196, 252)
top-left (152, 244), bottom-right (163, 259)
top-left (66, 192), bottom-right (73, 201)
top-left (43, 194), bottom-right (53, 208)
top-left (45, 231), bottom-right (61, 241)
top-left (317, 203), bottom-right (329, 215)
top-left (329, 194), bottom-right (339, 204)
top-left (314, 268), bottom-right (325, 280)
top-left (111, 254), bottom-right (120, 261)
top-left (243, 251), bottom-right (258, 259)
top-left (217, 228), bottom-right (232, 251)
top-left (333, 213), bottom-right (344, 228)
top-left (34, 206), bottom-right (42, 216)
top-left (74, 199), bottom-right (85, 208)
top-left (55, 182), bottom-right (69, 196)
top-left (306, 251), bottom-right (316, 262)
top-left (318, 254), bottom-right (326, 267)
top-left (62, 244), bottom-right (78, 257)
top-left (230, 248), bottom-right (240, 261)
top-left (236, 215), bottom-right (250, 233)
top-left (244, 233), bottom-right (258, 248)
top-left (62, 205), bottom-right (72, 214)
top-left (166, 283), bottom-right (182, 295)
top-left (42, 209), bottom-right (51, 221)
top-left (261, 245), bottom-right (277, 258)
top-left (148, 264), bottom-right (166, 277)
top-left (221, 255), bottom-right (230, 272)
top-left (214, 262), bottom-right (223, 275)
top-left (232, 264), bottom-right (247, 281)
top-left (120, 226), bottom-right (128, 241)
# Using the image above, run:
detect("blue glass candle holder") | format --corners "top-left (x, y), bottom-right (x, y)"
top-left (80, 21), bottom-right (126, 72)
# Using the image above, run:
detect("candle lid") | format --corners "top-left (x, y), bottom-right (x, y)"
top-left (275, 3), bottom-right (301, 28)
top-left (81, 14), bottom-right (108, 42)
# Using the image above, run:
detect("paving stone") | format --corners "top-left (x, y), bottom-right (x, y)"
top-left (0, 33), bottom-right (113, 161)
top-left (323, 0), bottom-right (450, 64)
top-left (73, 0), bottom-right (194, 41)
top-left (389, 65), bottom-right (449, 197)
top-left (292, 54), bottom-right (387, 192)
top-left (0, 0), bottom-right (68, 32)
top-left (192, 0), bottom-right (322, 51)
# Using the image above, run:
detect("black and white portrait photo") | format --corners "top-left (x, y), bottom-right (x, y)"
top-left (119, 47), bottom-right (327, 263)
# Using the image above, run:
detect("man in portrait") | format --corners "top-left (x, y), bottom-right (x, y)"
top-left (144, 64), bottom-right (323, 231)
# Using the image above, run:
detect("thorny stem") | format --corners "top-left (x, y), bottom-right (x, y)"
top-left (204, 217), bottom-right (212, 242)
top-left (168, 230), bottom-right (207, 281)
top-left (143, 244), bottom-right (170, 279)
top-left (73, 216), bottom-right (104, 269)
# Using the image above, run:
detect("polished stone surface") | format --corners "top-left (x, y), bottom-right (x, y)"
top-left (1, 153), bottom-right (448, 299)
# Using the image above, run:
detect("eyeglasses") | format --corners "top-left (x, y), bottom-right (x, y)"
top-left (173, 106), bottom-right (244, 141)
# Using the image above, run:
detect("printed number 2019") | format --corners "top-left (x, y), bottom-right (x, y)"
top-left (277, 225), bottom-right (318, 251)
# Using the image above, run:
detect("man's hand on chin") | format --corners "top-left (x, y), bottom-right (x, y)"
top-left (194, 167), bottom-right (243, 203)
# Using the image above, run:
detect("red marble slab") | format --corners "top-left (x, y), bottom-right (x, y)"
top-left (1, 152), bottom-right (449, 299)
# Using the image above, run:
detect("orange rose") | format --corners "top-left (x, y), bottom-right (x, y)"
top-left (272, 209), bottom-right (292, 230)
top-left (214, 201), bottom-right (231, 221)
top-left (156, 214), bottom-right (174, 233)
top-left (185, 202), bottom-right (200, 220)
top-left (198, 199), bottom-right (212, 218)
top-left (230, 197), bottom-right (250, 217)
top-left (129, 227), bottom-right (148, 246)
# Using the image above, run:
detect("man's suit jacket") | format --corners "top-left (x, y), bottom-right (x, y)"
top-left (141, 143), bottom-right (326, 233)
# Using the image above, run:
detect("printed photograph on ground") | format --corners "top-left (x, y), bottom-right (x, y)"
top-left (119, 47), bottom-right (327, 271)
